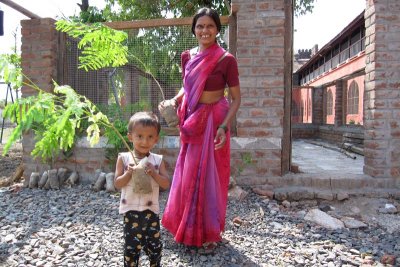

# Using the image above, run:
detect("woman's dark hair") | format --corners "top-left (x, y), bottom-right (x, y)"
top-left (191, 7), bottom-right (221, 35)
top-left (128, 111), bottom-right (161, 134)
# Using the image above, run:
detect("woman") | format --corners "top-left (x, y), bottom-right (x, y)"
top-left (161, 7), bottom-right (241, 248)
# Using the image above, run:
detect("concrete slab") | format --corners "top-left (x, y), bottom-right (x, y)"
top-left (292, 139), bottom-right (364, 176)
top-left (238, 139), bottom-right (399, 200)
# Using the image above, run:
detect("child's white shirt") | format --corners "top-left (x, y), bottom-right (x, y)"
top-left (118, 152), bottom-right (163, 214)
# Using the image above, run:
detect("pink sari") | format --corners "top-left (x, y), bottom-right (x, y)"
top-left (161, 43), bottom-right (230, 247)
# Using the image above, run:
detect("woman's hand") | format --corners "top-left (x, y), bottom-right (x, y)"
top-left (214, 127), bottom-right (227, 150)
top-left (158, 98), bottom-right (178, 112)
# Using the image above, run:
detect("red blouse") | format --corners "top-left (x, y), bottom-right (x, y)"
top-left (181, 50), bottom-right (240, 91)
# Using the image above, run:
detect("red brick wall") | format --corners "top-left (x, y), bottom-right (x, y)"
top-left (20, 18), bottom-right (60, 180)
top-left (364, 0), bottom-right (400, 178)
top-left (291, 124), bottom-right (318, 139)
top-left (21, 18), bottom-right (58, 96)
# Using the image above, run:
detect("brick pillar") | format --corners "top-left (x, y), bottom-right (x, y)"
top-left (230, 0), bottom-right (289, 178)
top-left (20, 18), bottom-right (59, 178)
top-left (312, 86), bottom-right (323, 125)
top-left (232, 0), bottom-right (286, 139)
top-left (21, 18), bottom-right (58, 95)
top-left (364, 0), bottom-right (400, 178)
top-left (334, 80), bottom-right (343, 127)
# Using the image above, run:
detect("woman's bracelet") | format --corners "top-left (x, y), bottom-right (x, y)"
top-left (218, 124), bottom-right (228, 133)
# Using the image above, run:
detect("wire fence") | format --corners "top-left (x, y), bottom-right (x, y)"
top-left (62, 19), bottom-right (230, 130)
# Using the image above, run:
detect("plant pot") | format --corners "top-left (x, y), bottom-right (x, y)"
top-left (131, 157), bottom-right (153, 194)
top-left (159, 99), bottom-right (179, 127)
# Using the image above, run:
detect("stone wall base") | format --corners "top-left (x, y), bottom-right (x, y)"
top-left (22, 136), bottom-right (283, 185)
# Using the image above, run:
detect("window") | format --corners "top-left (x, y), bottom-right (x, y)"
top-left (347, 81), bottom-right (359, 114)
top-left (327, 90), bottom-right (333, 115)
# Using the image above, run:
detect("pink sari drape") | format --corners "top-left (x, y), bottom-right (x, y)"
top-left (161, 44), bottom-right (230, 247)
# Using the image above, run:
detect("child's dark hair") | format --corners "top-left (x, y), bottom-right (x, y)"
top-left (191, 7), bottom-right (221, 35)
top-left (128, 111), bottom-right (161, 134)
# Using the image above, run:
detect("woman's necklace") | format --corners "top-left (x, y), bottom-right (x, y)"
top-left (190, 46), bottom-right (199, 57)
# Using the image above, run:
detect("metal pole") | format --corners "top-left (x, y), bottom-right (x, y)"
top-left (0, 83), bottom-right (10, 143)
top-left (0, 0), bottom-right (41, 19)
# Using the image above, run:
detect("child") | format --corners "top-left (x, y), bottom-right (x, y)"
top-left (114, 111), bottom-right (170, 267)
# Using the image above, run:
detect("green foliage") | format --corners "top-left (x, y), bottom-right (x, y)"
top-left (235, 152), bottom-right (254, 177)
top-left (1, 82), bottom-right (125, 163)
top-left (55, 20), bottom-right (128, 71)
top-left (101, 0), bottom-right (314, 20)
top-left (294, 0), bottom-right (317, 17)
top-left (102, 0), bottom-right (230, 20)
top-left (0, 52), bottom-right (22, 89)
top-left (78, 6), bottom-right (106, 23)
top-left (103, 118), bottom-right (130, 168)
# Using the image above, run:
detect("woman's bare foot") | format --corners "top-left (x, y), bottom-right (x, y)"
top-left (200, 242), bottom-right (217, 254)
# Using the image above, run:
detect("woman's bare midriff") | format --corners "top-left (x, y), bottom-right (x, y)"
top-left (198, 89), bottom-right (225, 104)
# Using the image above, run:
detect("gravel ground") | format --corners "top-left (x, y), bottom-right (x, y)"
top-left (1, 183), bottom-right (399, 267)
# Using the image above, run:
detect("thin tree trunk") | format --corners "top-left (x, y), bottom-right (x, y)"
top-left (77, 0), bottom-right (89, 12)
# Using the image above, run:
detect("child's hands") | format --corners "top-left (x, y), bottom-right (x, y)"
top-left (144, 162), bottom-right (158, 176)
top-left (125, 164), bottom-right (138, 175)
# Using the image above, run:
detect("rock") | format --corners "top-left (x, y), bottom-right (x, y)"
top-left (93, 169), bottom-right (102, 183)
top-left (378, 203), bottom-right (397, 214)
top-left (288, 190), bottom-right (314, 201)
top-left (274, 191), bottom-right (287, 201)
top-left (252, 187), bottom-right (274, 199)
top-left (93, 172), bottom-right (106, 191)
top-left (380, 254), bottom-right (396, 265)
top-left (350, 206), bottom-right (361, 214)
top-left (228, 185), bottom-right (248, 201)
top-left (337, 192), bottom-right (349, 201)
top-left (282, 200), bottom-right (291, 208)
top-left (48, 169), bottom-right (60, 190)
top-left (228, 176), bottom-right (237, 189)
top-left (57, 168), bottom-right (68, 185)
top-left (105, 172), bottom-right (116, 192)
top-left (319, 204), bottom-right (333, 212)
top-left (5, 233), bottom-right (15, 242)
top-left (38, 171), bottom-right (48, 189)
top-left (341, 217), bottom-right (367, 229)
top-left (65, 172), bottom-right (79, 185)
top-left (29, 172), bottom-right (40, 189)
top-left (22, 174), bottom-right (30, 188)
top-left (304, 209), bottom-right (344, 230)
top-left (316, 191), bottom-right (334, 201)
top-left (232, 216), bottom-right (243, 226)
